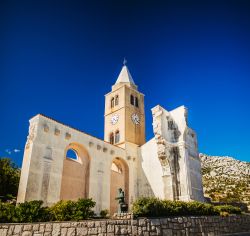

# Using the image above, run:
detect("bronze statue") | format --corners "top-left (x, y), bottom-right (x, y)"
top-left (115, 188), bottom-right (128, 213)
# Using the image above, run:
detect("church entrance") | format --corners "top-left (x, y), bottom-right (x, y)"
top-left (110, 158), bottom-right (129, 215)
top-left (60, 143), bottom-right (90, 200)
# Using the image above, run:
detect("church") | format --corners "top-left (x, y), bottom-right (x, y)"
top-left (17, 63), bottom-right (204, 214)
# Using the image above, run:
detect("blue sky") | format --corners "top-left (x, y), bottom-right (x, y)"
top-left (0, 0), bottom-right (250, 166)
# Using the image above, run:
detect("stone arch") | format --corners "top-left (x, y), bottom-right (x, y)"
top-left (60, 143), bottom-right (90, 200)
top-left (110, 157), bottom-right (129, 215)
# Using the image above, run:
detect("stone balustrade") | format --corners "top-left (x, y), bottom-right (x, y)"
top-left (0, 215), bottom-right (250, 236)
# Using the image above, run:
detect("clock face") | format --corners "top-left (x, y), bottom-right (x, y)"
top-left (131, 113), bottom-right (140, 125)
top-left (110, 114), bottom-right (119, 125)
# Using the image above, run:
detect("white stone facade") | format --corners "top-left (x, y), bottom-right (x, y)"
top-left (17, 65), bottom-right (204, 214)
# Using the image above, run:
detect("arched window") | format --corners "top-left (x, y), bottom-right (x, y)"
top-left (110, 132), bottom-right (114, 144)
top-left (111, 162), bottom-right (122, 174)
top-left (66, 149), bottom-right (78, 160)
top-left (111, 97), bottom-right (115, 108)
top-left (115, 130), bottom-right (120, 143)
top-left (115, 95), bottom-right (119, 106)
top-left (135, 97), bottom-right (139, 107)
top-left (130, 95), bottom-right (134, 105)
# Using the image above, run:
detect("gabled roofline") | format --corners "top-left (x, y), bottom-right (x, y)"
top-left (29, 113), bottom-right (125, 150)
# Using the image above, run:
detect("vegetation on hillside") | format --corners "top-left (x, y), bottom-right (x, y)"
top-left (200, 154), bottom-right (250, 210)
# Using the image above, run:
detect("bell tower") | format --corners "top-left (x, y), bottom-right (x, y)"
top-left (104, 62), bottom-right (145, 147)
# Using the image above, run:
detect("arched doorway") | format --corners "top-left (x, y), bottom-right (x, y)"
top-left (60, 143), bottom-right (90, 200)
top-left (110, 157), bottom-right (129, 215)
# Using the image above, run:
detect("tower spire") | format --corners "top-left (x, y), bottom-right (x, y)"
top-left (115, 59), bottom-right (135, 85)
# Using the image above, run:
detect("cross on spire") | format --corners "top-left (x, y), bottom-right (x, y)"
top-left (123, 58), bottom-right (127, 66)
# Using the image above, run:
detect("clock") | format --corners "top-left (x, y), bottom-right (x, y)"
top-left (131, 113), bottom-right (140, 125)
top-left (110, 114), bottom-right (119, 125)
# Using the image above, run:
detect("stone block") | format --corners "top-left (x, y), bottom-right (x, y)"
top-left (178, 217), bottom-right (183, 223)
top-left (7, 225), bottom-right (14, 236)
top-left (0, 229), bottom-right (8, 236)
top-left (160, 218), bottom-right (168, 226)
top-left (132, 226), bottom-right (137, 235)
top-left (45, 224), bottom-right (53, 232)
top-left (155, 227), bottom-right (161, 235)
top-left (23, 225), bottom-right (32, 231)
top-left (88, 227), bottom-right (98, 235)
top-left (61, 223), bottom-right (71, 228)
top-left (162, 229), bottom-right (173, 236)
top-left (150, 219), bottom-right (160, 226)
top-left (13, 225), bottom-right (23, 235)
top-left (22, 231), bottom-right (32, 236)
top-left (33, 224), bottom-right (40, 231)
top-left (88, 222), bottom-right (95, 228)
top-left (44, 232), bottom-right (52, 236)
top-left (149, 232), bottom-right (158, 236)
top-left (76, 227), bottom-right (88, 236)
top-left (61, 228), bottom-right (67, 236)
top-left (132, 220), bottom-right (138, 226)
top-left (139, 219), bottom-right (147, 226)
top-left (71, 222), bottom-right (79, 227)
top-left (78, 222), bottom-right (88, 227)
top-left (107, 233), bottom-right (115, 236)
top-left (67, 228), bottom-right (75, 236)
top-left (52, 224), bottom-right (61, 236)
top-left (120, 227), bottom-right (128, 234)
top-left (114, 225), bottom-right (120, 234)
top-left (39, 224), bottom-right (45, 233)
top-left (107, 225), bottom-right (114, 233)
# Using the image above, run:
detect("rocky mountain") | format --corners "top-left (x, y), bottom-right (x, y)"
top-left (200, 153), bottom-right (250, 209)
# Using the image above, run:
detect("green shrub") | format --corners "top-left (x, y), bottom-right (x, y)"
top-left (214, 205), bottom-right (241, 215)
top-left (0, 201), bottom-right (16, 223)
top-left (50, 200), bottom-right (76, 221)
top-left (15, 200), bottom-right (51, 223)
top-left (132, 197), bottom-right (165, 217)
top-left (132, 197), bottom-right (242, 217)
top-left (185, 201), bottom-right (218, 216)
top-left (73, 198), bottom-right (95, 220)
top-left (100, 209), bottom-right (109, 218)
top-left (50, 198), bottom-right (95, 221)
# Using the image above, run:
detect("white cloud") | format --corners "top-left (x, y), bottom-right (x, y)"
top-left (13, 149), bottom-right (21, 153)
top-left (4, 148), bottom-right (21, 155)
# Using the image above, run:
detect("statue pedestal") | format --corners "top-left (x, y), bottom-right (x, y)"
top-left (112, 213), bottom-right (133, 220)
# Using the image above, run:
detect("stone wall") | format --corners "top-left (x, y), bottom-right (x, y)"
top-left (1, 215), bottom-right (250, 236)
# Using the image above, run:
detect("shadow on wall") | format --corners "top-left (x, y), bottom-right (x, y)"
top-left (110, 157), bottom-right (129, 215)
top-left (137, 154), bottom-right (155, 199)
top-left (60, 143), bottom-right (90, 201)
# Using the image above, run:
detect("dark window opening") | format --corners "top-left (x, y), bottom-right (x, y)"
top-left (115, 95), bottom-right (119, 106)
top-left (111, 97), bottom-right (115, 108)
top-left (130, 95), bottom-right (134, 105)
top-left (110, 132), bottom-right (114, 144)
top-left (135, 97), bottom-right (139, 107)
top-left (115, 130), bottom-right (120, 143)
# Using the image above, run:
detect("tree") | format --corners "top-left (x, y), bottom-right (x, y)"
top-left (0, 158), bottom-right (20, 201)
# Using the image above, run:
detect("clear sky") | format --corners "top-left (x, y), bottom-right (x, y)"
top-left (0, 0), bottom-right (250, 166)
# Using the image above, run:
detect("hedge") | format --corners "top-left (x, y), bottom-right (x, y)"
top-left (0, 197), bottom-right (242, 223)
top-left (0, 198), bottom-right (95, 223)
top-left (132, 197), bottom-right (242, 217)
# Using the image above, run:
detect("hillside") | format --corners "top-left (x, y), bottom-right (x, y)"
top-left (200, 153), bottom-right (250, 209)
